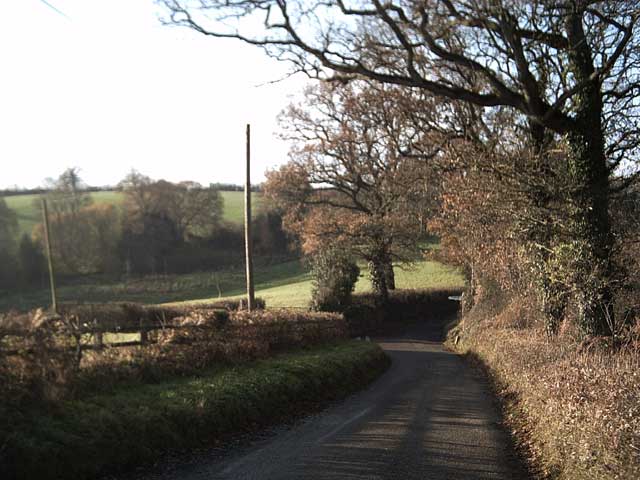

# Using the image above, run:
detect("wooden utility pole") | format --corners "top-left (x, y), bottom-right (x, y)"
top-left (244, 124), bottom-right (255, 311)
top-left (41, 198), bottom-right (57, 313)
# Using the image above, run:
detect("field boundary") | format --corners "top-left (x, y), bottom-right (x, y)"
top-left (1, 341), bottom-right (390, 480)
top-left (0, 305), bottom-right (350, 406)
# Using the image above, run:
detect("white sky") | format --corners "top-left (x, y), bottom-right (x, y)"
top-left (0, 0), bottom-right (308, 189)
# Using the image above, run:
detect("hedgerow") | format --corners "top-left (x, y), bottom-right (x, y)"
top-left (345, 288), bottom-right (461, 336)
top-left (0, 303), bottom-right (345, 404)
top-left (0, 341), bottom-right (389, 480)
top-left (450, 296), bottom-right (640, 479)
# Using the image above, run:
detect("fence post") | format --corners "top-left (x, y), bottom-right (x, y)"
top-left (93, 319), bottom-right (103, 349)
top-left (41, 198), bottom-right (58, 314)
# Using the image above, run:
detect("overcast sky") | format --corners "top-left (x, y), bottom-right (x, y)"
top-left (0, 0), bottom-right (308, 189)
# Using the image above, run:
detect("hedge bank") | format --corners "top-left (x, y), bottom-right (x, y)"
top-left (449, 298), bottom-right (640, 479)
top-left (345, 288), bottom-right (462, 336)
top-left (1, 341), bottom-right (389, 480)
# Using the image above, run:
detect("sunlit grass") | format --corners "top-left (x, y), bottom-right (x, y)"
top-left (1, 253), bottom-right (463, 312)
top-left (219, 191), bottom-right (263, 223)
top-left (173, 260), bottom-right (464, 309)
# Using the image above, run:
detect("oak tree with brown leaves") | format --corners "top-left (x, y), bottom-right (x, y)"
top-left (266, 81), bottom-right (440, 301)
top-left (161, 0), bottom-right (640, 333)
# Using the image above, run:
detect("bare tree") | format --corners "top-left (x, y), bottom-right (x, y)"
top-left (267, 81), bottom-right (441, 300)
top-left (39, 168), bottom-right (94, 273)
top-left (118, 172), bottom-right (224, 274)
top-left (160, 0), bottom-right (640, 334)
top-left (119, 171), bottom-right (224, 242)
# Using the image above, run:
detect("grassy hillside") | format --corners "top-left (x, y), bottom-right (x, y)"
top-left (219, 190), bottom-right (264, 224)
top-left (0, 259), bottom-right (463, 312)
top-left (1, 191), bottom-right (459, 312)
top-left (3, 191), bottom-right (125, 239)
top-left (2, 190), bottom-right (262, 238)
top-left (211, 260), bottom-right (465, 309)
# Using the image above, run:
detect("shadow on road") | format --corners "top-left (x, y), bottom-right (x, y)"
top-left (123, 316), bottom-right (529, 480)
top-left (293, 336), bottom-right (523, 480)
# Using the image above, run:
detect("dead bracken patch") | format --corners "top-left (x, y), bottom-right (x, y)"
top-left (449, 299), bottom-right (640, 480)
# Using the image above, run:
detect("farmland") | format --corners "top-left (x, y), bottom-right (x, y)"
top-left (2, 190), bottom-right (263, 239)
top-left (210, 259), bottom-right (464, 309)
top-left (2, 1), bottom-right (638, 477)
top-left (0, 259), bottom-right (463, 312)
top-left (1, 188), bottom-right (460, 313)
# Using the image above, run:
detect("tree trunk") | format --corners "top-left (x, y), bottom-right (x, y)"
top-left (561, 8), bottom-right (615, 335)
top-left (539, 272), bottom-right (567, 336)
top-left (384, 259), bottom-right (395, 291)
top-left (369, 254), bottom-right (389, 305)
top-left (528, 122), bottom-right (567, 335)
top-left (565, 127), bottom-right (614, 335)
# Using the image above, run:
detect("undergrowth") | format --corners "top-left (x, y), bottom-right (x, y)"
top-left (449, 296), bottom-right (640, 480)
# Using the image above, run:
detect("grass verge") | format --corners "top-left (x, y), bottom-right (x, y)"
top-left (1, 341), bottom-right (389, 480)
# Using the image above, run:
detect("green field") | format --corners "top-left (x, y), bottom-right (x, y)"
top-left (219, 191), bottom-right (264, 224)
top-left (2, 190), bottom-right (262, 238)
top-left (201, 260), bottom-right (464, 309)
top-left (1, 190), bottom-right (461, 312)
top-left (1, 259), bottom-right (463, 312)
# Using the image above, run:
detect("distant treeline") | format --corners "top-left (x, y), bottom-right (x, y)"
top-left (0, 183), bottom-right (263, 197)
top-left (0, 169), bottom-right (289, 292)
top-left (0, 186), bottom-right (108, 197)
top-left (208, 183), bottom-right (263, 192)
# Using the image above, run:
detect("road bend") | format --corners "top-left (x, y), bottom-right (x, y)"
top-left (134, 318), bottom-right (528, 480)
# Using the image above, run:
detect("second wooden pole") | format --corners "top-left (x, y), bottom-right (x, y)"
top-left (244, 124), bottom-right (255, 311)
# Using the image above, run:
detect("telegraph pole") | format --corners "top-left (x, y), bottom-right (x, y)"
top-left (41, 198), bottom-right (57, 313)
top-left (244, 124), bottom-right (255, 311)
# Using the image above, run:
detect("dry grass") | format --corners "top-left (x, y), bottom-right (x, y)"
top-left (449, 298), bottom-right (640, 480)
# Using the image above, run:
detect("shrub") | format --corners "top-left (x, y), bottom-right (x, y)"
top-left (0, 310), bottom-right (79, 405)
top-left (230, 309), bottom-right (346, 352)
top-left (205, 297), bottom-right (266, 311)
top-left (309, 248), bottom-right (360, 312)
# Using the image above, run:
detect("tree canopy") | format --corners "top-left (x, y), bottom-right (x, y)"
top-left (161, 0), bottom-right (640, 333)
top-left (267, 81), bottom-right (439, 299)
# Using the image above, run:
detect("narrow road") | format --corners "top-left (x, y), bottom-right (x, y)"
top-left (137, 319), bottom-right (527, 480)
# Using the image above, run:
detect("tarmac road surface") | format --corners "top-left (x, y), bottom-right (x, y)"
top-left (133, 318), bottom-right (528, 480)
